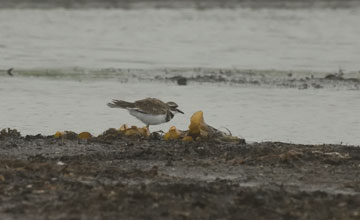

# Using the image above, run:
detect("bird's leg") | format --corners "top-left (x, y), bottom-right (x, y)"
top-left (146, 124), bottom-right (150, 132)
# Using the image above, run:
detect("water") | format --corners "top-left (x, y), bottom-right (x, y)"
top-left (0, 8), bottom-right (360, 71)
top-left (1, 77), bottom-right (359, 145)
top-left (0, 8), bottom-right (359, 145)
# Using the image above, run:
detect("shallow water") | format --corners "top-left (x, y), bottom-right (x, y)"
top-left (0, 8), bottom-right (359, 145)
top-left (0, 8), bottom-right (360, 71)
top-left (1, 77), bottom-right (359, 145)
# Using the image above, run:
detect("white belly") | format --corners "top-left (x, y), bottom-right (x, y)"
top-left (129, 110), bottom-right (167, 125)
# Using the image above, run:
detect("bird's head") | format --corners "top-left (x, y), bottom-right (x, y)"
top-left (167, 101), bottom-right (184, 114)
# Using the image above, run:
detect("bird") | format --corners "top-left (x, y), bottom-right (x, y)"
top-left (107, 98), bottom-right (184, 130)
top-left (7, 68), bottom-right (14, 76)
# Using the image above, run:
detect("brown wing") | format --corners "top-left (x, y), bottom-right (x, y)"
top-left (134, 98), bottom-right (168, 115)
top-left (107, 100), bottom-right (135, 109)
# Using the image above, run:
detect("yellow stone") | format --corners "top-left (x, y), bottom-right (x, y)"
top-left (182, 136), bottom-right (194, 141)
top-left (78, 132), bottom-right (92, 140)
top-left (164, 126), bottom-right (181, 140)
top-left (124, 127), bottom-right (139, 136)
top-left (188, 111), bottom-right (206, 137)
top-left (54, 131), bottom-right (64, 138)
top-left (140, 126), bottom-right (150, 137)
top-left (119, 124), bottom-right (128, 132)
top-left (123, 126), bottom-right (150, 137)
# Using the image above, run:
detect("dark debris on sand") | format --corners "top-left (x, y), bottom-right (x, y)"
top-left (162, 68), bottom-right (360, 90)
top-left (0, 129), bottom-right (360, 220)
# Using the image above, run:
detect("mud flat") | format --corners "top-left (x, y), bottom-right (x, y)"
top-left (0, 130), bottom-right (359, 219)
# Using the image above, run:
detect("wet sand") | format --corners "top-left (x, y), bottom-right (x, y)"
top-left (1, 130), bottom-right (359, 219)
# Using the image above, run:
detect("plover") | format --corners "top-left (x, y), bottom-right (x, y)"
top-left (107, 98), bottom-right (184, 129)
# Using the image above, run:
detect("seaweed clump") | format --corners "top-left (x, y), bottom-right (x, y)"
top-left (52, 111), bottom-right (244, 143)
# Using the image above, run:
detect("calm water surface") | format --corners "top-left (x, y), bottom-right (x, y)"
top-left (0, 8), bottom-right (360, 71)
top-left (1, 77), bottom-right (359, 145)
top-left (0, 8), bottom-right (359, 145)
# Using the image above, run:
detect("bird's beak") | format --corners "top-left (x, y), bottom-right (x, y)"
top-left (176, 108), bottom-right (184, 114)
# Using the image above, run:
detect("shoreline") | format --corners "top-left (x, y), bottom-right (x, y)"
top-left (1, 67), bottom-right (360, 90)
top-left (1, 130), bottom-right (359, 219)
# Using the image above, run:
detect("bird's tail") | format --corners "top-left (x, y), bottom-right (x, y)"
top-left (107, 99), bottom-right (136, 109)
